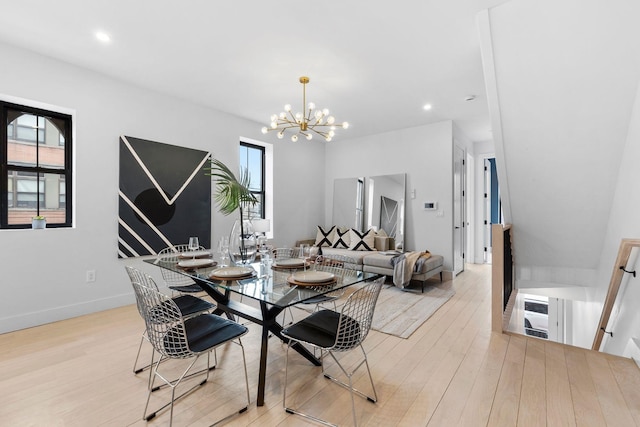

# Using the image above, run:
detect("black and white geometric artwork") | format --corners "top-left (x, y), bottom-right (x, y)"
top-left (118, 135), bottom-right (211, 258)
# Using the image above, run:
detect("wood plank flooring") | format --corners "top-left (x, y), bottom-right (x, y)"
top-left (1, 264), bottom-right (639, 426)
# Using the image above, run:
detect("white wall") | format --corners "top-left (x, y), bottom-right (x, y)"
top-left (270, 140), bottom-right (325, 247)
top-left (324, 121), bottom-right (455, 271)
top-left (0, 41), bottom-right (323, 333)
top-left (592, 82), bottom-right (640, 354)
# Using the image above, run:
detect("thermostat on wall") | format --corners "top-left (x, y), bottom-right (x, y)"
top-left (424, 201), bottom-right (438, 210)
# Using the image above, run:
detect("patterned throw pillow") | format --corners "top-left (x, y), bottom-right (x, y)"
top-left (348, 228), bottom-right (375, 251)
top-left (332, 227), bottom-right (351, 249)
top-left (314, 225), bottom-right (336, 247)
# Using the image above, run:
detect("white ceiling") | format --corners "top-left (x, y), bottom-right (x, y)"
top-left (0, 0), bottom-right (508, 142)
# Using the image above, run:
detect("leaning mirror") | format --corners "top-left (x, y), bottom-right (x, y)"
top-left (332, 177), bottom-right (364, 230)
top-left (366, 173), bottom-right (405, 250)
top-left (332, 173), bottom-right (405, 251)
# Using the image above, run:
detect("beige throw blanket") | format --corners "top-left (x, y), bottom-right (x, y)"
top-left (392, 251), bottom-right (432, 288)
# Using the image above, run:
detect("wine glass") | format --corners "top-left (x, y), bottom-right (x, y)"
top-left (299, 244), bottom-right (308, 259)
top-left (218, 236), bottom-right (229, 267)
top-left (188, 236), bottom-right (199, 259)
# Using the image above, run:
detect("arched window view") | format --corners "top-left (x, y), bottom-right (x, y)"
top-left (2, 103), bottom-right (72, 228)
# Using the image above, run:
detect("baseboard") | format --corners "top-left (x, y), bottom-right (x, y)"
top-left (0, 292), bottom-right (134, 334)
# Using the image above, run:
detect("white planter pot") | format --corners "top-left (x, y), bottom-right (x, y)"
top-left (32, 219), bottom-right (46, 229)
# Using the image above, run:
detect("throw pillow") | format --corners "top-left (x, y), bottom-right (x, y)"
top-left (348, 228), bottom-right (375, 251)
top-left (332, 227), bottom-right (351, 249)
top-left (315, 225), bottom-right (336, 247)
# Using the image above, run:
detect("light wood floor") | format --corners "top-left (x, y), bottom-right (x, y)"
top-left (1, 264), bottom-right (639, 426)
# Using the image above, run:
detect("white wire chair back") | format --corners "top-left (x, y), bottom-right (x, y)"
top-left (157, 244), bottom-right (206, 288)
top-left (131, 280), bottom-right (194, 360)
top-left (330, 276), bottom-right (384, 351)
top-left (272, 247), bottom-right (295, 260)
top-left (126, 266), bottom-right (149, 317)
top-left (314, 255), bottom-right (358, 280)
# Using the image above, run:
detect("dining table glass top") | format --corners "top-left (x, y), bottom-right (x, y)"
top-left (143, 256), bottom-right (377, 309)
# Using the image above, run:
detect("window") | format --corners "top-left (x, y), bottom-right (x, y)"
top-left (239, 142), bottom-right (265, 221)
top-left (1, 101), bottom-right (72, 228)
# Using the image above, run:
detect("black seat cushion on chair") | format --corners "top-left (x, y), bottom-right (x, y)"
top-left (169, 283), bottom-right (203, 293)
top-left (172, 295), bottom-right (215, 316)
top-left (282, 310), bottom-right (361, 349)
top-left (181, 314), bottom-right (247, 353)
top-left (301, 295), bottom-right (335, 305)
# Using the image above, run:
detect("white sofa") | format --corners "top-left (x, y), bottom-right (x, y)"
top-left (295, 228), bottom-right (444, 292)
top-left (361, 253), bottom-right (444, 292)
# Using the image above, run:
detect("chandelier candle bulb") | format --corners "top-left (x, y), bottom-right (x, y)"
top-left (262, 76), bottom-right (348, 142)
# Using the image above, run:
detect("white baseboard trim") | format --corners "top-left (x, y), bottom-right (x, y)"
top-left (0, 292), bottom-right (134, 334)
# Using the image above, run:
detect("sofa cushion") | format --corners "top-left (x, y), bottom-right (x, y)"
top-left (315, 225), bottom-right (336, 247)
top-left (348, 228), bottom-right (375, 251)
top-left (332, 227), bottom-right (351, 249)
top-left (362, 253), bottom-right (394, 269)
top-left (321, 248), bottom-right (369, 265)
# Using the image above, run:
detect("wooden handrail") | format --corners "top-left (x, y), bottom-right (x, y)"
top-left (592, 238), bottom-right (640, 350)
top-left (491, 223), bottom-right (515, 332)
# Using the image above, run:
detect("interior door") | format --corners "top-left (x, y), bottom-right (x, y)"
top-left (453, 146), bottom-right (465, 275)
top-left (484, 158), bottom-right (492, 263)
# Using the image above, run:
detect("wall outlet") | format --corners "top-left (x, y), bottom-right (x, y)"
top-left (86, 270), bottom-right (96, 283)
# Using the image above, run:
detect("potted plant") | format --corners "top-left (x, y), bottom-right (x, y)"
top-left (32, 215), bottom-right (46, 229)
top-left (206, 158), bottom-right (258, 265)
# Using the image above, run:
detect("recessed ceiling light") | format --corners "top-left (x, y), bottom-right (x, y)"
top-left (95, 31), bottom-right (111, 43)
top-left (423, 104), bottom-right (432, 111)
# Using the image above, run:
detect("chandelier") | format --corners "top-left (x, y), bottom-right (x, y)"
top-left (261, 76), bottom-right (349, 142)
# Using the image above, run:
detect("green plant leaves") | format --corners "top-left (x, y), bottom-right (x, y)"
top-left (205, 158), bottom-right (257, 216)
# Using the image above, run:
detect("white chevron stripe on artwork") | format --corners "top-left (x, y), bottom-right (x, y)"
top-left (118, 216), bottom-right (157, 256)
top-left (121, 135), bottom-right (211, 206)
top-left (118, 235), bottom-right (141, 258)
top-left (119, 190), bottom-right (173, 250)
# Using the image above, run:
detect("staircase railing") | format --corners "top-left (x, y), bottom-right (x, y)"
top-left (592, 238), bottom-right (640, 350)
top-left (491, 223), bottom-right (516, 332)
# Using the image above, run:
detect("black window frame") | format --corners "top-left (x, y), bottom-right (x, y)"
top-left (1, 100), bottom-right (73, 229)
top-left (239, 141), bottom-right (265, 221)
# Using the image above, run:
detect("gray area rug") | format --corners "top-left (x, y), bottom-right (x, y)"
top-left (371, 282), bottom-right (455, 339)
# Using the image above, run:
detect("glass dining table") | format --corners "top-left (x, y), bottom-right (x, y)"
top-left (143, 256), bottom-right (379, 407)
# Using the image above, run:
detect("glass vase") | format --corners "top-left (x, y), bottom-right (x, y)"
top-left (229, 219), bottom-right (256, 266)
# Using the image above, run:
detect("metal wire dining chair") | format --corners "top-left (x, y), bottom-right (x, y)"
top-left (133, 280), bottom-right (250, 427)
top-left (125, 266), bottom-right (215, 378)
top-left (157, 244), bottom-right (209, 294)
top-left (281, 276), bottom-right (385, 427)
top-left (304, 254), bottom-right (358, 312)
top-left (272, 247), bottom-right (295, 260)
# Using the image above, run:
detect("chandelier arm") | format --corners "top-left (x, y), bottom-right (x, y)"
top-left (265, 123), bottom-right (300, 132)
top-left (309, 128), bottom-right (330, 138)
top-left (277, 123), bottom-right (301, 131)
top-left (308, 123), bottom-right (334, 131)
top-left (277, 118), bottom-right (298, 126)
